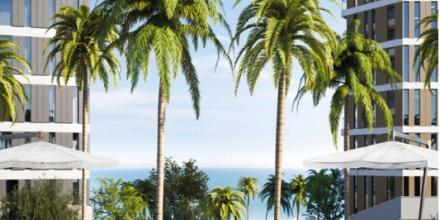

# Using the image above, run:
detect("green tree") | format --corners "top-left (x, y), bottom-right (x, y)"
top-left (133, 158), bottom-right (209, 219)
top-left (304, 169), bottom-right (344, 220)
top-left (237, 177), bottom-right (258, 220)
top-left (415, 12), bottom-right (438, 89)
top-left (232, 1), bottom-right (335, 219)
top-left (206, 187), bottom-right (246, 220)
top-left (291, 175), bottom-right (307, 220)
top-left (0, 38), bottom-right (30, 121)
top-left (91, 178), bottom-right (147, 220)
top-left (45, 6), bottom-right (120, 219)
top-left (96, 1), bottom-right (229, 219)
top-left (259, 175), bottom-right (293, 219)
top-left (0, 180), bottom-right (79, 220)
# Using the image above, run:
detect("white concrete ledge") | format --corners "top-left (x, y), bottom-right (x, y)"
top-left (380, 38), bottom-right (422, 48)
top-left (342, 0), bottom-right (433, 17)
top-left (0, 122), bottom-right (83, 133)
top-left (0, 25), bottom-right (55, 38)
top-left (0, 169), bottom-right (88, 180)
top-left (348, 126), bottom-right (439, 136)
top-left (14, 75), bottom-right (76, 86)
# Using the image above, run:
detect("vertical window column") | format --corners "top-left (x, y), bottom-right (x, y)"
top-left (24, 85), bottom-right (31, 122)
top-left (49, 86), bottom-right (56, 122)
top-left (404, 90), bottom-right (409, 125)
top-left (371, 10), bottom-right (376, 40)
top-left (24, 37), bottom-right (32, 74)
top-left (414, 2), bottom-right (421, 38)
top-left (432, 90), bottom-right (437, 125)
top-left (0, 0), bottom-right (12, 25)
top-left (403, 46), bottom-right (409, 81)
top-left (404, 2), bottom-right (409, 38)
top-left (24, 0), bottom-right (31, 27)
top-left (414, 89), bottom-right (420, 125)
top-left (387, 5), bottom-right (396, 40)
top-left (414, 46), bottom-right (420, 82)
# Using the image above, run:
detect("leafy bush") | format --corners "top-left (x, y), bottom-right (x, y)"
top-left (0, 180), bottom-right (79, 220)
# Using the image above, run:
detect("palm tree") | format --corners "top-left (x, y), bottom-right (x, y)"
top-left (207, 187), bottom-right (246, 220)
top-left (96, 1), bottom-right (229, 219)
top-left (45, 6), bottom-right (120, 219)
top-left (259, 175), bottom-right (293, 219)
top-left (414, 12), bottom-right (438, 89)
top-left (232, 1), bottom-right (335, 219)
top-left (0, 38), bottom-right (30, 121)
top-left (237, 177), bottom-right (258, 220)
top-left (291, 175), bottom-right (307, 220)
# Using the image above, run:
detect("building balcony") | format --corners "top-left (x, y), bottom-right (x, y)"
top-left (351, 196), bottom-right (438, 220)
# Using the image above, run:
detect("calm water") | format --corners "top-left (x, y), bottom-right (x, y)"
top-left (91, 168), bottom-right (306, 220)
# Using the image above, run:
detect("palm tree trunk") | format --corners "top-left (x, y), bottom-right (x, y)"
top-left (155, 86), bottom-right (166, 220)
top-left (296, 203), bottom-right (299, 220)
top-left (81, 72), bottom-right (90, 220)
top-left (274, 72), bottom-right (286, 220)
top-left (247, 196), bottom-right (250, 220)
top-left (343, 102), bottom-right (350, 220)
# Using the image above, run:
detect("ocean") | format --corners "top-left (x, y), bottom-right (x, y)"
top-left (90, 168), bottom-right (306, 220)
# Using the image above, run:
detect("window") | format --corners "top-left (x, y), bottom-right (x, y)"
top-left (432, 177), bottom-right (438, 196)
top-left (404, 90), bottom-right (409, 125)
top-left (73, 89), bottom-right (79, 123)
top-left (403, 46), bottom-right (409, 81)
top-left (432, 133), bottom-right (437, 150)
top-left (73, 133), bottom-right (79, 150)
top-left (387, 177), bottom-right (396, 200)
top-left (353, 105), bottom-right (358, 129)
top-left (371, 176), bottom-right (376, 206)
top-left (24, 85), bottom-right (31, 122)
top-left (404, 177), bottom-right (409, 196)
top-left (25, 136), bottom-right (31, 144)
top-left (49, 86), bottom-right (56, 122)
top-left (0, 0), bottom-right (12, 25)
top-left (24, 0), bottom-right (31, 27)
top-left (370, 135), bottom-right (376, 144)
top-left (0, 132), bottom-right (11, 149)
top-left (432, 2), bottom-right (438, 28)
top-left (432, 68), bottom-right (438, 82)
top-left (373, 103), bottom-right (377, 126)
top-left (414, 46), bottom-right (420, 82)
top-left (415, 176), bottom-right (421, 196)
top-left (415, 90), bottom-right (420, 125)
top-left (371, 10), bottom-right (376, 39)
top-left (414, 2), bottom-right (421, 37)
top-left (387, 5), bottom-right (395, 40)
top-left (404, 2), bottom-right (409, 38)
top-left (48, 0), bottom-right (56, 22)
top-left (387, 91), bottom-right (395, 109)
top-left (364, 177), bottom-right (369, 208)
top-left (71, 0), bottom-right (79, 8)
top-left (364, 12), bottom-right (368, 37)
top-left (24, 37), bottom-right (32, 66)
top-left (49, 132), bottom-right (55, 144)
top-left (353, 177), bottom-right (358, 213)
top-left (6, 180), bottom-right (18, 195)
top-left (48, 44), bottom-right (55, 75)
top-left (432, 90), bottom-right (437, 125)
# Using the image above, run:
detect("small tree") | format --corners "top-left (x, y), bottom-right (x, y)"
top-left (0, 180), bottom-right (79, 220)
top-left (91, 178), bottom-right (147, 220)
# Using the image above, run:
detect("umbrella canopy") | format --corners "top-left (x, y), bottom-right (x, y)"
top-left (303, 141), bottom-right (438, 169)
top-left (0, 141), bottom-right (118, 169)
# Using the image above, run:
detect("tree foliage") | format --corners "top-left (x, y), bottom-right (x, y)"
top-left (205, 187), bottom-right (247, 220)
top-left (0, 38), bottom-right (30, 121)
top-left (91, 178), bottom-right (147, 220)
top-left (291, 174), bottom-right (307, 220)
top-left (304, 169), bottom-right (344, 220)
top-left (414, 12), bottom-right (438, 89)
top-left (0, 180), bottom-right (79, 220)
top-left (259, 175), bottom-right (293, 218)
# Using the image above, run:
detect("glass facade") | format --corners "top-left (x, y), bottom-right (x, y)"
top-left (48, 0), bottom-right (56, 25)
top-left (73, 89), bottom-right (79, 123)
top-left (432, 2), bottom-right (438, 28)
top-left (404, 90), bottom-right (409, 125)
top-left (24, 37), bottom-right (32, 65)
top-left (24, 0), bottom-right (31, 27)
top-left (387, 5), bottom-right (395, 40)
top-left (414, 89), bottom-right (420, 125)
top-left (0, 0), bottom-right (12, 25)
top-left (414, 46), bottom-right (420, 82)
top-left (49, 86), bottom-right (56, 122)
top-left (403, 46), bottom-right (409, 81)
top-left (414, 2), bottom-right (421, 37)
top-left (432, 133), bottom-right (438, 150)
top-left (432, 90), bottom-right (437, 125)
top-left (404, 2), bottom-right (409, 38)
top-left (49, 132), bottom-right (55, 144)
top-left (24, 85), bottom-right (31, 122)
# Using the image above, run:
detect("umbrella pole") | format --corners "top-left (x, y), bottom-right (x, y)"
top-left (418, 167), bottom-right (427, 220)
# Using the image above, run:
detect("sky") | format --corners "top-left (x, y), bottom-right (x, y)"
top-left (88, 0), bottom-right (347, 169)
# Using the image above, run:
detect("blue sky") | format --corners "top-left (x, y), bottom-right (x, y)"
top-left (89, 0), bottom-right (347, 169)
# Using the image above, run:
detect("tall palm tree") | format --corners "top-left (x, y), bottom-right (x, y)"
top-left (414, 12), bottom-right (438, 89)
top-left (207, 187), bottom-right (246, 220)
top-left (232, 1), bottom-right (335, 219)
top-left (0, 38), bottom-right (30, 121)
top-left (296, 20), bottom-right (399, 145)
top-left (97, 1), bottom-right (229, 219)
top-left (237, 177), bottom-right (258, 220)
top-left (291, 175), bottom-right (307, 220)
top-left (259, 175), bottom-right (293, 219)
top-left (45, 6), bottom-right (120, 219)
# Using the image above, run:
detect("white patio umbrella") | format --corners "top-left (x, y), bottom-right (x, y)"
top-left (0, 141), bottom-right (118, 169)
top-left (303, 141), bottom-right (438, 220)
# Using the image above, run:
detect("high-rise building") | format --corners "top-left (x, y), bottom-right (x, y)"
top-left (0, 0), bottom-right (87, 199)
top-left (342, 0), bottom-right (438, 219)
